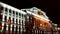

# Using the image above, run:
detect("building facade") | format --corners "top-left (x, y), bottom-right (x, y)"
top-left (0, 2), bottom-right (59, 34)
top-left (0, 2), bottom-right (27, 34)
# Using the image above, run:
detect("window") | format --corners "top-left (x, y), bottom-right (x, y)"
top-left (16, 12), bottom-right (18, 15)
top-left (24, 10), bottom-right (26, 12)
top-left (19, 19), bottom-right (20, 24)
top-left (13, 11), bottom-right (15, 14)
top-left (9, 9), bottom-right (11, 13)
top-left (12, 18), bottom-right (14, 24)
top-left (16, 19), bottom-right (17, 23)
top-left (22, 20), bottom-right (23, 25)
top-left (22, 14), bottom-right (23, 19)
top-left (22, 14), bottom-right (23, 17)
top-left (5, 8), bottom-right (8, 11)
top-left (9, 17), bottom-right (11, 19)
top-left (4, 16), bottom-right (7, 22)
top-left (19, 13), bottom-right (21, 18)
top-left (9, 9), bottom-right (11, 16)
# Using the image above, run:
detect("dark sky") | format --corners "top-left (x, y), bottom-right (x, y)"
top-left (0, 0), bottom-right (60, 24)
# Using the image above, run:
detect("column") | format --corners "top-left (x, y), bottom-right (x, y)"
top-left (12, 11), bottom-right (14, 34)
top-left (19, 19), bottom-right (20, 34)
top-left (14, 11), bottom-right (16, 34)
top-left (10, 10), bottom-right (13, 34)
top-left (2, 7), bottom-right (6, 34)
top-left (18, 13), bottom-right (19, 34)
top-left (7, 9), bottom-right (9, 34)
top-left (23, 15), bottom-right (25, 34)
top-left (2, 7), bottom-right (5, 33)
top-left (20, 14), bottom-right (22, 34)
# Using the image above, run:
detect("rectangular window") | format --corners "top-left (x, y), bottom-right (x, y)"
top-left (16, 12), bottom-right (18, 15)
top-left (22, 14), bottom-right (23, 19)
top-left (9, 9), bottom-right (11, 13)
top-left (13, 11), bottom-right (15, 14)
top-left (5, 8), bottom-right (8, 12)
top-left (9, 17), bottom-right (11, 20)
top-left (22, 20), bottom-right (23, 26)
top-left (13, 18), bottom-right (14, 24)
top-left (22, 14), bottom-right (23, 17)
top-left (19, 20), bottom-right (20, 24)
top-left (16, 19), bottom-right (18, 24)
top-left (19, 13), bottom-right (21, 18)
top-left (13, 11), bottom-right (15, 17)
top-left (4, 16), bottom-right (7, 22)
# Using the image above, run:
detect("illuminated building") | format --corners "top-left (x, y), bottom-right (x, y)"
top-left (0, 2), bottom-right (59, 34)
top-left (0, 2), bottom-right (27, 34)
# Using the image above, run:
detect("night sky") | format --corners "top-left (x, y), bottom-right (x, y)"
top-left (0, 0), bottom-right (60, 24)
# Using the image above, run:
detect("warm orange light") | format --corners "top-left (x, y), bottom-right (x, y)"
top-left (38, 11), bottom-right (44, 15)
top-left (0, 26), bottom-right (2, 29)
top-left (33, 16), bottom-right (52, 30)
top-left (6, 19), bottom-right (11, 26)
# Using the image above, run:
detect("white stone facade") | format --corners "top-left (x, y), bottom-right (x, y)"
top-left (0, 2), bottom-right (26, 34)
